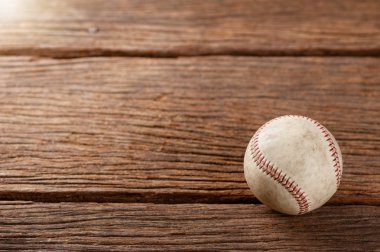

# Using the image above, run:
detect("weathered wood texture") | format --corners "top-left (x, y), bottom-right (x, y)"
top-left (0, 202), bottom-right (378, 251)
top-left (0, 56), bottom-right (379, 204)
top-left (0, 0), bottom-right (380, 57)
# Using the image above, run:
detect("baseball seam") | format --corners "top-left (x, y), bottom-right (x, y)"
top-left (249, 119), bottom-right (310, 215)
top-left (286, 115), bottom-right (342, 187)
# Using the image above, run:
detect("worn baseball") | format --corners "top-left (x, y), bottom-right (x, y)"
top-left (244, 115), bottom-right (343, 215)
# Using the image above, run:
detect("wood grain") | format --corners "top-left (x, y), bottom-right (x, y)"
top-left (0, 56), bottom-right (379, 204)
top-left (0, 202), bottom-right (378, 251)
top-left (0, 0), bottom-right (379, 57)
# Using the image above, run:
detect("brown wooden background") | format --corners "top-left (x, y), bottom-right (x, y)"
top-left (0, 0), bottom-right (379, 251)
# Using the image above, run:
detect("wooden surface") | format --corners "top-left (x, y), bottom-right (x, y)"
top-left (0, 56), bottom-right (379, 205)
top-left (0, 0), bottom-right (380, 57)
top-left (0, 202), bottom-right (378, 251)
top-left (0, 0), bottom-right (379, 251)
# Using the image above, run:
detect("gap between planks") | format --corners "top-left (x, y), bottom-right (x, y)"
top-left (1, 48), bottom-right (380, 59)
top-left (1, 191), bottom-right (377, 205)
top-left (0, 191), bottom-right (259, 204)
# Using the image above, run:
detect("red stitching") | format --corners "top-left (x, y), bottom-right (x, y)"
top-left (249, 122), bottom-right (310, 215)
top-left (286, 115), bottom-right (342, 186)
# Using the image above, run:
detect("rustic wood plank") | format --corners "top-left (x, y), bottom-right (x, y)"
top-left (0, 0), bottom-right (379, 57)
top-left (0, 56), bottom-right (379, 204)
top-left (0, 202), bottom-right (378, 251)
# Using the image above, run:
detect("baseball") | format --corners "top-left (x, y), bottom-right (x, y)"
top-left (244, 115), bottom-right (343, 215)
